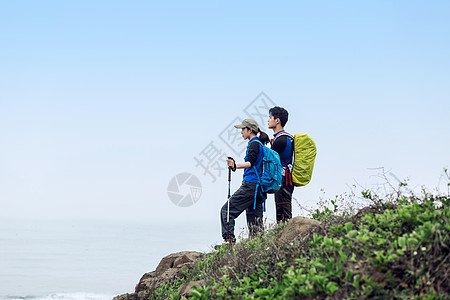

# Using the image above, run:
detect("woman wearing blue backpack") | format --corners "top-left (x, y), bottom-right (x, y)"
top-left (220, 118), bottom-right (270, 244)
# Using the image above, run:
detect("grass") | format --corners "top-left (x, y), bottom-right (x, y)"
top-left (151, 174), bottom-right (450, 299)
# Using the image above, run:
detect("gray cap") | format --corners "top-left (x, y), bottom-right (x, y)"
top-left (234, 118), bottom-right (259, 132)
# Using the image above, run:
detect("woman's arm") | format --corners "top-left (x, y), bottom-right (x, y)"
top-left (226, 159), bottom-right (251, 169)
top-left (226, 142), bottom-right (259, 170)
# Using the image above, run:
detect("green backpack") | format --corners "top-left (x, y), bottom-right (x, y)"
top-left (277, 132), bottom-right (317, 186)
top-left (291, 133), bottom-right (317, 186)
top-left (279, 132), bottom-right (317, 186)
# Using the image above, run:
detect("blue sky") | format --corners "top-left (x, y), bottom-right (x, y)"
top-left (0, 1), bottom-right (449, 231)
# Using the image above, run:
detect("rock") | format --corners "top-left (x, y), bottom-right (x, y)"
top-left (280, 216), bottom-right (322, 242)
top-left (113, 293), bottom-right (136, 300)
top-left (113, 251), bottom-right (203, 300)
top-left (155, 251), bottom-right (202, 276)
top-left (178, 279), bottom-right (207, 298)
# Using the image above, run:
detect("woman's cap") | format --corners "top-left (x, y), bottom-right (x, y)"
top-left (234, 119), bottom-right (259, 132)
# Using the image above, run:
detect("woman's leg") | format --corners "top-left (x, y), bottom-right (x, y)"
top-left (246, 187), bottom-right (264, 239)
top-left (220, 181), bottom-right (256, 241)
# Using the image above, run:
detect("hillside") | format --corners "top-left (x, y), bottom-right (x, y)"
top-left (117, 187), bottom-right (449, 299)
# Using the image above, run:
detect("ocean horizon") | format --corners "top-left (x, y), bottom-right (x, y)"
top-left (0, 218), bottom-right (225, 300)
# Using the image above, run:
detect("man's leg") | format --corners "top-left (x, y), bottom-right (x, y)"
top-left (220, 181), bottom-right (256, 241)
top-left (274, 184), bottom-right (294, 223)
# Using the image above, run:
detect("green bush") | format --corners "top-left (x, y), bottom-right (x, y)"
top-left (152, 188), bottom-right (449, 299)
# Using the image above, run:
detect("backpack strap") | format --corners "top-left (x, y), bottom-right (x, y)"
top-left (249, 139), bottom-right (267, 211)
top-left (252, 165), bottom-right (267, 211)
top-left (272, 132), bottom-right (294, 158)
top-left (272, 131), bottom-right (294, 143)
top-left (272, 132), bottom-right (294, 186)
top-left (249, 139), bottom-right (264, 147)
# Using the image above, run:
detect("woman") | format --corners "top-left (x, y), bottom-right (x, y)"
top-left (220, 118), bottom-right (270, 244)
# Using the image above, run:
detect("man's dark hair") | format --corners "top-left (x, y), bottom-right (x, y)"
top-left (269, 106), bottom-right (289, 127)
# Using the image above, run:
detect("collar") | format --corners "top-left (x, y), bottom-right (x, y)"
top-left (273, 130), bottom-right (286, 138)
top-left (248, 137), bottom-right (259, 144)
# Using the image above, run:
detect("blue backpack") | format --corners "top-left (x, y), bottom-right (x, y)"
top-left (251, 140), bottom-right (283, 210)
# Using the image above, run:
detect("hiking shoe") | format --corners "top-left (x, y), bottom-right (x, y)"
top-left (213, 238), bottom-right (236, 250)
top-left (225, 236), bottom-right (236, 244)
top-left (213, 243), bottom-right (230, 250)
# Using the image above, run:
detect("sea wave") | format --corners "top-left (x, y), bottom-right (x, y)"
top-left (3, 293), bottom-right (114, 300)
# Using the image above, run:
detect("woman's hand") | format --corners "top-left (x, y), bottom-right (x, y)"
top-left (226, 159), bottom-right (251, 170)
top-left (226, 158), bottom-right (236, 171)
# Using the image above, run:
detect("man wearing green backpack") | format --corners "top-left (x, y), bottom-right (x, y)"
top-left (268, 106), bottom-right (295, 223)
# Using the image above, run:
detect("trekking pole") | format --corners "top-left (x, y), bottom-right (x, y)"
top-left (227, 159), bottom-right (232, 223)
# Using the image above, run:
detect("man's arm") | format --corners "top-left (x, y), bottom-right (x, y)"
top-left (272, 135), bottom-right (288, 154)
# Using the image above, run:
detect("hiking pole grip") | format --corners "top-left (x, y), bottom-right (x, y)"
top-left (228, 156), bottom-right (236, 172)
top-left (227, 156), bottom-right (235, 182)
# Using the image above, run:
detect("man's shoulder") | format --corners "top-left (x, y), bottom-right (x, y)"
top-left (273, 134), bottom-right (291, 144)
top-left (276, 131), bottom-right (294, 140)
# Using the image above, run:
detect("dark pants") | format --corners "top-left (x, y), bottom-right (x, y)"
top-left (275, 183), bottom-right (294, 223)
top-left (220, 181), bottom-right (264, 241)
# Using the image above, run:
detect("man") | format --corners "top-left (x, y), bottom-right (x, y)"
top-left (268, 106), bottom-right (294, 223)
top-left (220, 119), bottom-right (270, 243)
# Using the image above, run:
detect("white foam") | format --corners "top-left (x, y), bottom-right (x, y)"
top-left (4, 293), bottom-right (114, 300)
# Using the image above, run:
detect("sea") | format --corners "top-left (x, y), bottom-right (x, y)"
top-left (0, 218), bottom-right (222, 300)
